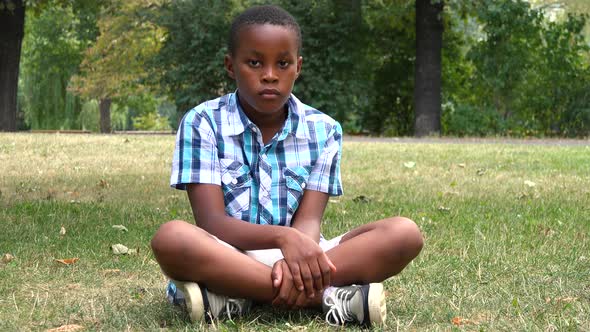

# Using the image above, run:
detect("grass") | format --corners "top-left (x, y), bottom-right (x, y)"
top-left (0, 133), bottom-right (589, 331)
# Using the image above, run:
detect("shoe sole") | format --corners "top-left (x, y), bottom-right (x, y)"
top-left (368, 283), bottom-right (386, 325)
top-left (172, 280), bottom-right (205, 322)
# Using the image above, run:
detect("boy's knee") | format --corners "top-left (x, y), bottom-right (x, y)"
top-left (151, 220), bottom-right (189, 256)
top-left (383, 217), bottom-right (424, 258)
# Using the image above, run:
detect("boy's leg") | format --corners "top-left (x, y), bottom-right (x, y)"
top-left (151, 220), bottom-right (276, 303)
top-left (151, 216), bottom-right (422, 307)
top-left (325, 216), bottom-right (423, 286)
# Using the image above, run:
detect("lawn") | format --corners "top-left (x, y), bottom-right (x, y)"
top-left (1, 133), bottom-right (588, 331)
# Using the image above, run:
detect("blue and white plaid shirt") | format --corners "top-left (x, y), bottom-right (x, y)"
top-left (170, 92), bottom-right (343, 226)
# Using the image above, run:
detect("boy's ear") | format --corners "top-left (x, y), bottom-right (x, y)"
top-left (295, 56), bottom-right (303, 79)
top-left (224, 54), bottom-right (235, 79)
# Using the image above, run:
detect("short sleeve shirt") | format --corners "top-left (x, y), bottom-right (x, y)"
top-left (170, 92), bottom-right (343, 226)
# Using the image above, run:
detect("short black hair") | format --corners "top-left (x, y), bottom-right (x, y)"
top-left (228, 5), bottom-right (302, 56)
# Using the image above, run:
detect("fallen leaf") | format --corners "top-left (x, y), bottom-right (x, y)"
top-left (2, 253), bottom-right (15, 264)
top-left (98, 179), bottom-right (110, 189)
top-left (111, 244), bottom-right (137, 255)
top-left (46, 324), bottom-right (85, 332)
top-left (54, 258), bottom-right (79, 265)
top-left (457, 163), bottom-right (466, 168)
top-left (102, 269), bottom-right (121, 274)
top-left (524, 180), bottom-right (536, 187)
top-left (451, 316), bottom-right (474, 326)
top-left (438, 205), bottom-right (451, 212)
top-left (403, 161), bottom-right (416, 169)
top-left (556, 297), bottom-right (577, 304)
top-left (112, 225), bottom-right (128, 232)
top-left (59, 226), bottom-right (66, 236)
top-left (476, 168), bottom-right (487, 176)
top-left (451, 317), bottom-right (464, 326)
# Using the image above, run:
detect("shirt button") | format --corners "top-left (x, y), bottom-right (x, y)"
top-left (261, 154), bottom-right (267, 160)
top-left (231, 178), bottom-right (238, 184)
top-left (301, 182), bottom-right (306, 189)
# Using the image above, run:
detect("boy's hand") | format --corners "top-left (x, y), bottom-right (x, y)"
top-left (271, 259), bottom-right (316, 309)
top-left (278, 228), bottom-right (336, 298)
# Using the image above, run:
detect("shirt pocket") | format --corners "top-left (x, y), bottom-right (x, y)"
top-left (219, 158), bottom-right (252, 216)
top-left (283, 166), bottom-right (311, 213)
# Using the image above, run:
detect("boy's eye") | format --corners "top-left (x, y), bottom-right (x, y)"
top-left (278, 60), bottom-right (289, 68)
top-left (248, 60), bottom-right (261, 67)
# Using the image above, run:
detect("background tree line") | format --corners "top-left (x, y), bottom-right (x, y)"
top-left (2, 0), bottom-right (590, 137)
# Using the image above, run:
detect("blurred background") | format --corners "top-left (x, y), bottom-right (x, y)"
top-left (1, 0), bottom-right (589, 137)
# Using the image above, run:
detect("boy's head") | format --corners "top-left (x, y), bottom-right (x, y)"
top-left (224, 5), bottom-right (303, 119)
top-left (228, 5), bottom-right (302, 56)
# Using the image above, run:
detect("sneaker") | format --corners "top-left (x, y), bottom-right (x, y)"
top-left (322, 283), bottom-right (386, 326)
top-left (170, 280), bottom-right (251, 322)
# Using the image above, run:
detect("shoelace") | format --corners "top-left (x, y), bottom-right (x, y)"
top-left (224, 298), bottom-right (245, 320)
top-left (324, 288), bottom-right (355, 326)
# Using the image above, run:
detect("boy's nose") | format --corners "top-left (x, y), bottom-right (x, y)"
top-left (262, 66), bottom-right (278, 83)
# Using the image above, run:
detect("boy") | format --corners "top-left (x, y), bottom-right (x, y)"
top-left (151, 5), bottom-right (423, 327)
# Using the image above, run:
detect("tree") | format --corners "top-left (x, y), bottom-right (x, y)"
top-left (414, 0), bottom-right (443, 137)
top-left (0, 0), bottom-right (25, 131)
top-left (149, 0), bottom-right (235, 119)
top-left (70, 0), bottom-right (164, 133)
top-left (19, 4), bottom-right (97, 130)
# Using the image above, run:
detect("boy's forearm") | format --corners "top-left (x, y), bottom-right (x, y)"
top-left (291, 218), bottom-right (321, 243)
top-left (199, 214), bottom-right (292, 250)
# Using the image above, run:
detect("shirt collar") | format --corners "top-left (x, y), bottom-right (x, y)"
top-left (225, 91), bottom-right (310, 140)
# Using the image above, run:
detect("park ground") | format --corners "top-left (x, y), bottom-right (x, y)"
top-left (0, 133), bottom-right (589, 331)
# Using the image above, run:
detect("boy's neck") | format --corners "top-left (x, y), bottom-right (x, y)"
top-left (236, 92), bottom-right (288, 143)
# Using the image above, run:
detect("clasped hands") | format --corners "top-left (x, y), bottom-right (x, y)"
top-left (271, 230), bottom-right (336, 308)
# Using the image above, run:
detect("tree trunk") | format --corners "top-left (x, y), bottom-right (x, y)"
top-left (414, 0), bottom-right (443, 137)
top-left (99, 98), bottom-right (112, 133)
top-left (0, 0), bottom-right (25, 132)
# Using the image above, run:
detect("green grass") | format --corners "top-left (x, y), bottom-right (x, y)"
top-left (1, 133), bottom-right (589, 331)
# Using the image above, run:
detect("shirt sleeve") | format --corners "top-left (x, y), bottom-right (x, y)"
top-left (170, 109), bottom-right (221, 190)
top-left (306, 122), bottom-right (343, 196)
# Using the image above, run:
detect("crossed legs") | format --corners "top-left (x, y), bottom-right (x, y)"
top-left (151, 217), bottom-right (423, 307)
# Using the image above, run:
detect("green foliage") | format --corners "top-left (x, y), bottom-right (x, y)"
top-left (278, 0), bottom-right (368, 127)
top-left (361, 0), bottom-right (415, 136)
top-left (442, 0), bottom-right (590, 137)
top-left (132, 112), bottom-right (171, 131)
top-left (149, 0), bottom-right (236, 115)
top-left (15, 0), bottom-right (590, 136)
top-left (18, 5), bottom-right (93, 129)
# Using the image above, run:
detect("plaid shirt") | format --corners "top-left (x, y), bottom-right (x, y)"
top-left (170, 92), bottom-right (343, 226)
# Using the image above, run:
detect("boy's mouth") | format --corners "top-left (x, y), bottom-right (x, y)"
top-left (259, 89), bottom-right (281, 98)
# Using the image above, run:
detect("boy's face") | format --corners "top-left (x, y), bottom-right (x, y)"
top-left (225, 24), bottom-right (302, 118)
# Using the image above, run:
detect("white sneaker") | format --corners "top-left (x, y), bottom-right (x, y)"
top-left (322, 283), bottom-right (386, 326)
top-left (171, 280), bottom-right (251, 322)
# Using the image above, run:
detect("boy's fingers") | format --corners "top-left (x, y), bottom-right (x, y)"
top-left (293, 290), bottom-right (308, 309)
top-left (326, 254), bottom-right (337, 273)
top-left (272, 268), bottom-right (292, 306)
top-left (286, 284), bottom-right (300, 308)
top-left (310, 260), bottom-right (323, 292)
top-left (319, 253), bottom-right (335, 287)
top-left (299, 263), bottom-right (315, 298)
top-left (271, 261), bottom-right (282, 288)
top-left (288, 262), bottom-right (304, 292)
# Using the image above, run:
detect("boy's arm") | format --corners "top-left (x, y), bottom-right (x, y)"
top-left (270, 189), bottom-right (335, 304)
top-left (290, 190), bottom-right (329, 243)
top-left (188, 183), bottom-right (335, 296)
top-left (186, 183), bottom-right (292, 250)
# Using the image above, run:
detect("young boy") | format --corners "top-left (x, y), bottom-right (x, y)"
top-left (151, 5), bottom-right (423, 327)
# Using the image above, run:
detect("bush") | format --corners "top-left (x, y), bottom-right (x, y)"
top-left (442, 103), bottom-right (503, 136)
